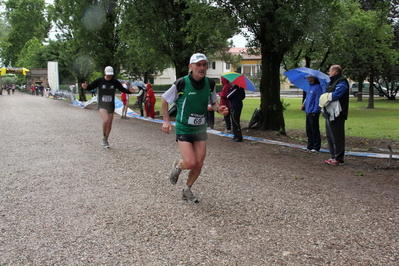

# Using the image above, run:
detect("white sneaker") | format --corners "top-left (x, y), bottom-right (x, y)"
top-left (101, 138), bottom-right (109, 148)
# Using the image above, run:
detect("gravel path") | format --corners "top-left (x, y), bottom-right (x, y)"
top-left (1, 94), bottom-right (398, 265)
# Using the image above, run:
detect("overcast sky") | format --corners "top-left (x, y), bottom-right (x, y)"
top-left (230, 35), bottom-right (247, 48)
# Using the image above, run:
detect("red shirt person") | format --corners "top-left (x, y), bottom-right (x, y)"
top-left (145, 83), bottom-right (156, 119)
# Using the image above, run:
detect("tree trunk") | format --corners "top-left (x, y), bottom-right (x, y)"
top-left (357, 81), bottom-right (363, 102)
top-left (259, 49), bottom-right (286, 134)
top-left (174, 57), bottom-right (190, 80)
top-left (367, 75), bottom-right (374, 109)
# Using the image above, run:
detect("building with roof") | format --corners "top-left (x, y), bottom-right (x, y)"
top-left (152, 47), bottom-right (261, 86)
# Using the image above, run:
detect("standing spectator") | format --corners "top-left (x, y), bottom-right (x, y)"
top-left (218, 76), bottom-right (232, 134)
top-left (300, 76), bottom-right (322, 153)
top-left (206, 105), bottom-right (215, 129)
top-left (322, 65), bottom-right (349, 166)
top-left (136, 85), bottom-right (146, 117)
top-left (30, 85), bottom-right (35, 95)
top-left (81, 66), bottom-right (134, 148)
top-left (227, 85), bottom-right (245, 142)
top-left (38, 84), bottom-right (44, 97)
top-left (121, 81), bottom-right (132, 119)
top-left (161, 53), bottom-right (228, 203)
top-left (145, 83), bottom-right (156, 119)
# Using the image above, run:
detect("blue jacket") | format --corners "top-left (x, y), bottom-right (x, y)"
top-left (305, 83), bottom-right (322, 114)
top-left (326, 74), bottom-right (349, 119)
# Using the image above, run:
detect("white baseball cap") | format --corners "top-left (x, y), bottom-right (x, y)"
top-left (189, 53), bottom-right (208, 64)
top-left (104, 66), bottom-right (114, 75)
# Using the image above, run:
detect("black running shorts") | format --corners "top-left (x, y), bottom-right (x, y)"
top-left (176, 132), bottom-right (208, 143)
top-left (98, 102), bottom-right (115, 114)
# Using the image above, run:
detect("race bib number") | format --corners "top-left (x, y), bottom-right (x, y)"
top-left (102, 95), bottom-right (112, 102)
top-left (187, 113), bottom-right (205, 126)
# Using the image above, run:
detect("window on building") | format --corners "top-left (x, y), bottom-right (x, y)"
top-left (226, 63), bottom-right (231, 70)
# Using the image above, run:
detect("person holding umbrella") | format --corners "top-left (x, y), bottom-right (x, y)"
top-left (220, 72), bottom-right (257, 141)
top-left (285, 67), bottom-right (330, 153)
top-left (227, 84), bottom-right (245, 142)
top-left (301, 76), bottom-right (323, 153)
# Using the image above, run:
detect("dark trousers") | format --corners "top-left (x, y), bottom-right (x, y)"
top-left (224, 110), bottom-right (231, 130)
top-left (305, 113), bottom-right (321, 151)
top-left (231, 108), bottom-right (243, 140)
top-left (325, 115), bottom-right (346, 162)
top-left (138, 100), bottom-right (144, 116)
top-left (207, 110), bottom-right (214, 129)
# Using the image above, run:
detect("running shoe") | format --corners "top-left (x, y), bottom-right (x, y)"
top-left (309, 149), bottom-right (319, 154)
top-left (101, 138), bottom-right (110, 148)
top-left (169, 161), bottom-right (181, 185)
top-left (182, 189), bottom-right (199, 203)
top-left (301, 147), bottom-right (310, 152)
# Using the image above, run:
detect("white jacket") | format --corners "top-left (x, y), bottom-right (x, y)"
top-left (319, 93), bottom-right (342, 121)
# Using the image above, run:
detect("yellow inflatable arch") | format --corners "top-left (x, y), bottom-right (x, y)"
top-left (0, 67), bottom-right (29, 76)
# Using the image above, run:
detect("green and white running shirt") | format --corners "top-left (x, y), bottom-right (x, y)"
top-left (163, 75), bottom-right (217, 135)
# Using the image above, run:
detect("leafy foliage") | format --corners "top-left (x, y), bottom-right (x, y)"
top-left (1, 0), bottom-right (50, 66)
top-left (218, 0), bottom-right (333, 134)
top-left (121, 0), bottom-right (238, 78)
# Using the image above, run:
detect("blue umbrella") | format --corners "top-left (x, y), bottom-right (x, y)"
top-left (284, 67), bottom-right (330, 93)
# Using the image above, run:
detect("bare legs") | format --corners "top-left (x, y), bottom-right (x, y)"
top-left (177, 140), bottom-right (207, 186)
top-left (99, 109), bottom-right (114, 139)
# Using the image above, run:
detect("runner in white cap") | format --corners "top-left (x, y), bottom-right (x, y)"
top-left (161, 53), bottom-right (229, 203)
top-left (82, 66), bottom-right (134, 148)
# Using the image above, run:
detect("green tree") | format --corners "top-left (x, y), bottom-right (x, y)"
top-left (15, 37), bottom-right (44, 68)
top-left (40, 40), bottom-right (77, 85)
top-left (122, 0), bottom-right (238, 79)
top-left (379, 20), bottom-right (399, 100)
top-left (282, 0), bottom-right (343, 103)
top-left (1, 0), bottom-right (50, 67)
top-left (0, 15), bottom-right (11, 65)
top-left (219, 0), bottom-right (333, 134)
top-left (329, 7), bottom-right (395, 107)
top-left (52, 0), bottom-right (121, 101)
top-left (358, 0), bottom-right (399, 100)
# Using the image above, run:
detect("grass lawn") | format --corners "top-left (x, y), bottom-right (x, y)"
top-left (232, 97), bottom-right (399, 140)
top-left (113, 95), bottom-right (399, 141)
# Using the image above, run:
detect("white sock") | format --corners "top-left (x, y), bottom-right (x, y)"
top-left (185, 184), bottom-right (191, 191)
